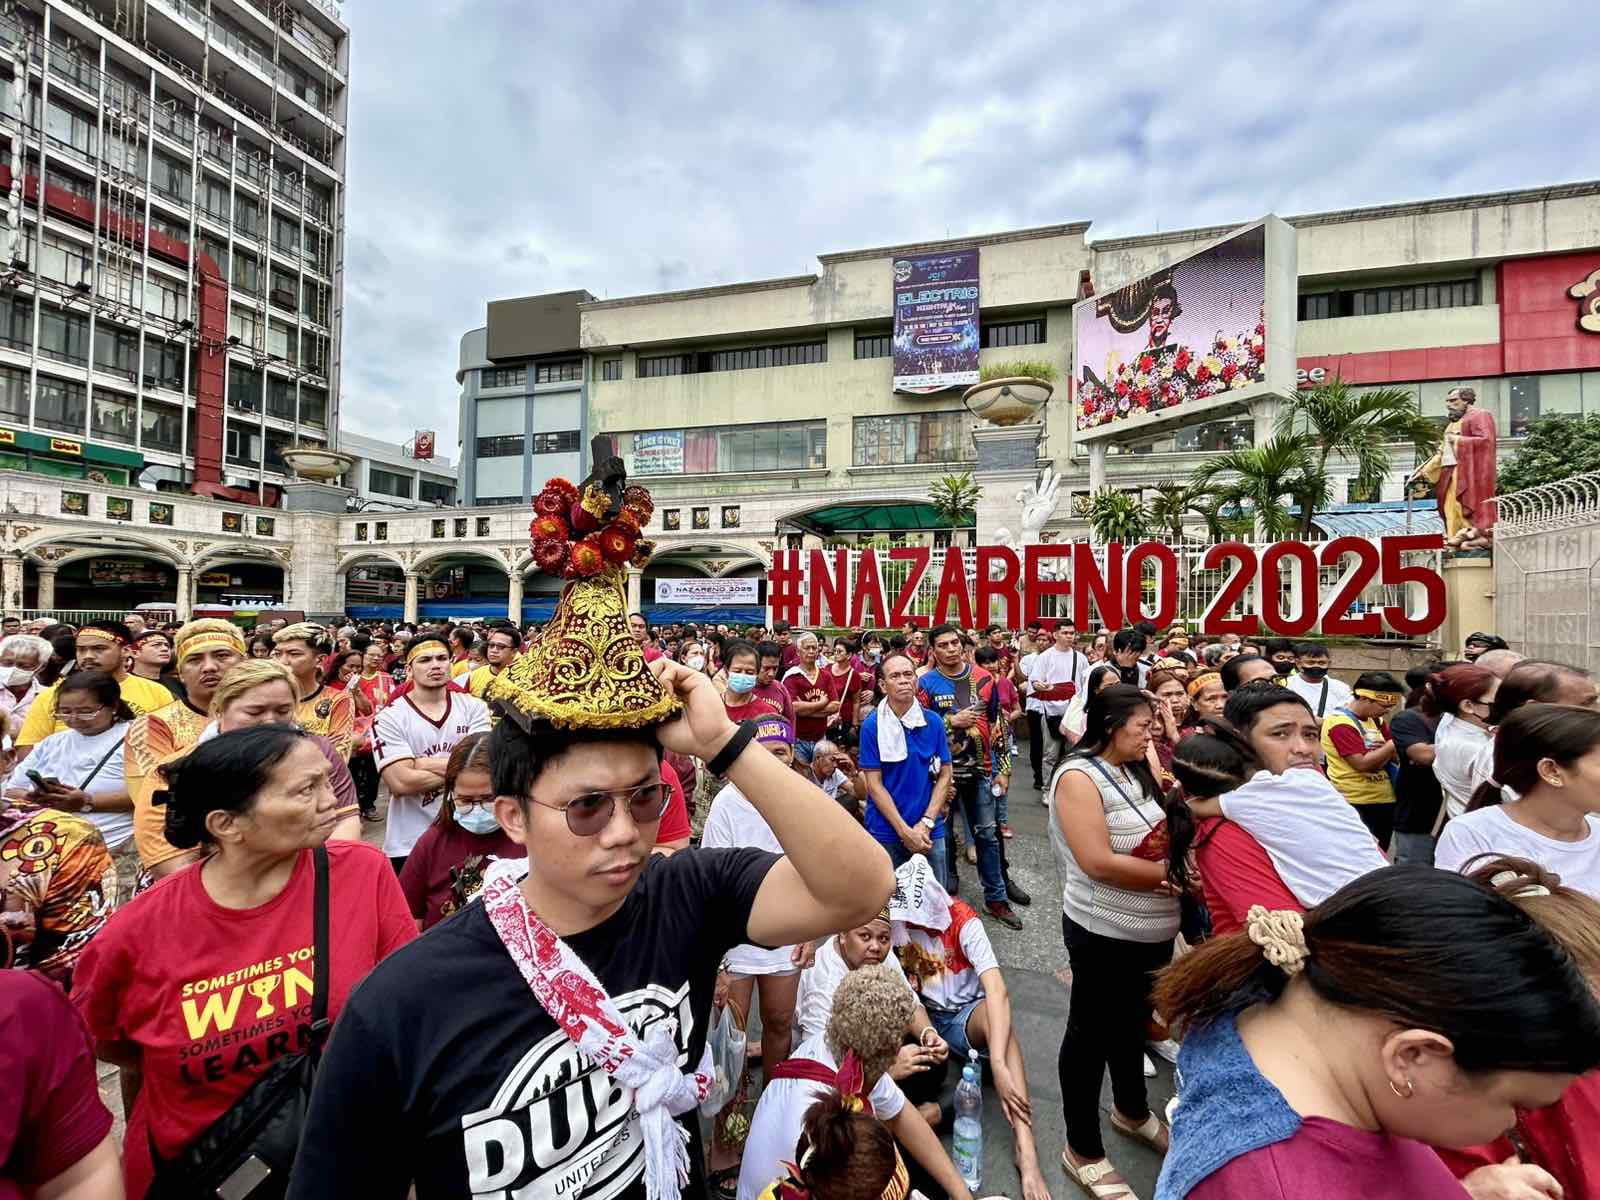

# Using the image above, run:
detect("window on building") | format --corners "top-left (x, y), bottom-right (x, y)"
top-left (226, 424), bottom-right (261, 466)
top-left (271, 213), bottom-right (301, 257)
top-left (229, 307), bottom-right (263, 349)
top-left (638, 353), bottom-right (695, 378)
top-left (454, 517), bottom-right (468, 537)
top-left (854, 333), bottom-right (892, 360)
top-left (141, 398), bottom-right (183, 451)
top-left (476, 517), bottom-right (491, 536)
top-left (982, 317), bottom-right (1045, 348)
top-left (267, 321), bottom-right (296, 364)
top-left (598, 420), bottom-right (827, 476)
top-left (600, 359), bottom-right (623, 381)
top-left (152, 151), bottom-right (190, 201)
top-left (228, 362), bottom-right (263, 413)
top-left (1298, 293), bottom-right (1334, 321)
top-left (1, 295), bottom-right (30, 353)
top-left (374, 522), bottom-right (388, 541)
top-left (199, 175), bottom-right (231, 224)
top-left (368, 467), bottom-right (413, 499)
top-left (535, 360), bottom-right (583, 384)
top-left (476, 435), bottom-right (525, 458)
top-left (1348, 278), bottom-right (1479, 316)
top-left (420, 479), bottom-right (455, 505)
top-left (92, 392), bottom-right (137, 444)
top-left (267, 374), bottom-right (296, 421)
top-left (235, 194), bottom-right (263, 237)
top-left (703, 342), bottom-right (827, 372)
top-left (232, 249), bottom-right (262, 297)
top-left (94, 324), bottom-right (140, 381)
top-left (532, 430), bottom-right (580, 454)
top-left (144, 275), bottom-right (185, 323)
top-left (37, 307), bottom-right (89, 366)
top-left (43, 164), bottom-right (94, 200)
top-left (37, 231), bottom-right (93, 288)
top-left (852, 411), bottom-right (976, 467)
top-left (0, 366), bottom-right (28, 422)
top-left (481, 366), bottom-right (525, 390)
top-left (1346, 478), bottom-right (1380, 503)
top-left (35, 375), bottom-right (86, 434)
top-left (300, 386), bottom-right (328, 429)
top-left (145, 338), bottom-right (185, 391)
top-left (40, 96), bottom-right (96, 157)
top-left (270, 268), bottom-right (298, 311)
top-left (264, 428), bottom-right (293, 473)
top-left (1509, 376), bottom-right (1541, 437)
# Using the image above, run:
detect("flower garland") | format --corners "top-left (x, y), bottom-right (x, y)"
top-left (1077, 310), bottom-right (1267, 431)
top-left (528, 478), bottom-right (656, 579)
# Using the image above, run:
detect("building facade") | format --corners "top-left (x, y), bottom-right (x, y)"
top-left (1, 0), bottom-right (346, 504)
top-left (338, 428), bottom-right (455, 511)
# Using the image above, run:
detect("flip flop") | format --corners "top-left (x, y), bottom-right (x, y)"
top-left (1061, 1151), bottom-right (1140, 1200)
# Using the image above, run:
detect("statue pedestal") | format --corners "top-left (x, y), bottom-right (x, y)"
top-left (1439, 556), bottom-right (1494, 658)
top-left (973, 424), bottom-right (1045, 546)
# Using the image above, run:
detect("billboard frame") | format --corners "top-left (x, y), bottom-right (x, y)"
top-left (1073, 215), bottom-right (1297, 445)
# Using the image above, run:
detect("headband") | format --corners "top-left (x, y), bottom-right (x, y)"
top-left (779, 1146), bottom-right (908, 1200)
top-left (1354, 688), bottom-right (1403, 704)
top-left (1187, 672), bottom-right (1219, 698)
top-left (405, 637), bottom-right (450, 666)
top-left (177, 630), bottom-right (245, 666)
top-left (77, 628), bottom-right (125, 647)
top-left (755, 716), bottom-right (795, 746)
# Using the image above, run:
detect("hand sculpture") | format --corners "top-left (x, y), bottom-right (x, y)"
top-left (1018, 468), bottom-right (1062, 544)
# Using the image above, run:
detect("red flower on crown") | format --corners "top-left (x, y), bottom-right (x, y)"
top-left (598, 523), bottom-right (638, 564)
top-left (532, 537), bottom-right (569, 574)
top-left (567, 537), bottom-right (606, 578)
top-left (530, 513), bottom-right (568, 542)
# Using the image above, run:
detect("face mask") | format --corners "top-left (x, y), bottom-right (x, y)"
top-left (455, 805), bottom-right (499, 835)
top-left (2, 666), bottom-right (34, 687)
top-left (686, 654), bottom-right (707, 671)
top-left (727, 671), bottom-right (758, 694)
top-left (866, 649), bottom-right (882, 661)
top-left (1299, 666), bottom-right (1328, 681)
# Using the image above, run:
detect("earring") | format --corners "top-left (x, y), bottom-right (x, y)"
top-left (1389, 1077), bottom-right (1414, 1099)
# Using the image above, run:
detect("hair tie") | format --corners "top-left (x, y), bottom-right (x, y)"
top-left (1489, 869), bottom-right (1552, 899)
top-left (1488, 777), bottom-right (1523, 803)
top-left (1246, 906), bottom-right (1308, 976)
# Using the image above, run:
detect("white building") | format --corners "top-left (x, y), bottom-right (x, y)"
top-left (338, 428), bottom-right (456, 511)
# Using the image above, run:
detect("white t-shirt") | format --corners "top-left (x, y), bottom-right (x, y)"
top-left (1434, 714), bottom-right (1494, 819)
top-left (896, 910), bottom-right (998, 1011)
top-left (736, 1032), bottom-right (906, 1200)
top-left (794, 935), bottom-right (915, 1045)
top-left (1219, 768), bottom-right (1389, 906)
top-left (1436, 805), bottom-right (1600, 899)
top-left (1018, 652), bottom-right (1041, 713)
top-left (702, 782), bottom-right (797, 975)
top-left (372, 692), bottom-right (491, 857)
top-left (6, 721), bottom-right (133, 849)
top-left (1026, 647), bottom-right (1091, 717)
top-left (1283, 673), bottom-right (1354, 720)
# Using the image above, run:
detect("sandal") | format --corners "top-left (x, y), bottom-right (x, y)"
top-left (1109, 1109), bottom-right (1169, 1153)
top-left (1061, 1151), bottom-right (1140, 1199)
top-left (707, 1167), bottom-right (741, 1200)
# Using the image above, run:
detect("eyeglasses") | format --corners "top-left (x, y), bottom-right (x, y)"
top-left (453, 791), bottom-right (496, 808)
top-left (58, 705), bottom-right (108, 723)
top-left (527, 780), bottom-right (672, 837)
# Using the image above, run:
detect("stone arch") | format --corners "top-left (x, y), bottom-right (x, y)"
top-left (20, 529), bottom-right (184, 567)
top-left (335, 550), bottom-right (407, 575)
top-left (409, 546), bottom-right (510, 576)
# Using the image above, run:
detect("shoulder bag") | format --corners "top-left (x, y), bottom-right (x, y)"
top-left (147, 844), bottom-right (331, 1200)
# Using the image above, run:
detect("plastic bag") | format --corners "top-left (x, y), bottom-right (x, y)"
top-left (699, 1002), bottom-right (748, 1117)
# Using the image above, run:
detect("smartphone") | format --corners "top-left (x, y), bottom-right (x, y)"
top-left (25, 770), bottom-right (58, 789)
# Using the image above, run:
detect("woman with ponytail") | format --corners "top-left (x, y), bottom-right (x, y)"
top-left (1151, 867), bottom-right (1600, 1199)
top-left (755, 1093), bottom-right (910, 1200)
top-left (1435, 703), bottom-right (1600, 898)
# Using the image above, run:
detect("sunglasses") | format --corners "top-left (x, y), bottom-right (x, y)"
top-left (527, 780), bottom-right (672, 837)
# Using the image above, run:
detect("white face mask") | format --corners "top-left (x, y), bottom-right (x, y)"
top-left (2, 666), bottom-right (34, 688)
top-left (685, 654), bottom-right (707, 671)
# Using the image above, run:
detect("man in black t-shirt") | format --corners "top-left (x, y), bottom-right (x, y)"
top-left (288, 662), bottom-right (894, 1200)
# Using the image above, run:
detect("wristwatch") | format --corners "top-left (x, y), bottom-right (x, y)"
top-left (918, 815), bottom-right (936, 830)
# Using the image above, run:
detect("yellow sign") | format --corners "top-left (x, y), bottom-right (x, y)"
top-left (0, 429), bottom-right (14, 446)
top-left (49, 437), bottom-right (82, 455)
top-left (197, 571), bottom-right (234, 587)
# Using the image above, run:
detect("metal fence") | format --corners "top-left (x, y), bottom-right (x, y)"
top-left (1494, 474), bottom-right (1600, 673)
top-left (14, 609), bottom-right (175, 626)
top-left (779, 533), bottom-right (1443, 641)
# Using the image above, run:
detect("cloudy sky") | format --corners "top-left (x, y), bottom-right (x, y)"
top-left (335, 0), bottom-right (1598, 452)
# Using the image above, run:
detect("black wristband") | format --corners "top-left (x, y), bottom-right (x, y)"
top-left (706, 720), bottom-right (758, 776)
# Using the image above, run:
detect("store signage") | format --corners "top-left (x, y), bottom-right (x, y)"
top-left (50, 437), bottom-right (82, 455)
top-left (767, 538), bottom-right (1447, 636)
top-left (654, 577), bottom-right (760, 604)
top-left (413, 430), bottom-right (436, 460)
top-left (0, 429), bottom-right (13, 446)
top-left (893, 248), bottom-right (980, 393)
top-left (197, 571), bottom-right (235, 587)
top-left (1571, 267), bottom-right (1600, 334)
top-left (1295, 366), bottom-right (1328, 388)
top-left (634, 430), bottom-right (684, 476)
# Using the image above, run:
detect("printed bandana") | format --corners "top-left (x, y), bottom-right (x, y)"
top-left (480, 856), bottom-right (714, 1200)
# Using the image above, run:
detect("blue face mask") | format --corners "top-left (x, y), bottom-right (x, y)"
top-left (456, 804), bottom-right (500, 835)
top-left (727, 671), bottom-right (758, 694)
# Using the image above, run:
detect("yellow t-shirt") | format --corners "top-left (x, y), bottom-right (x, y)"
top-left (295, 685), bottom-right (355, 761)
top-left (451, 658), bottom-right (474, 679)
top-left (1320, 710), bottom-right (1395, 807)
top-left (17, 673), bottom-right (176, 748)
top-left (124, 699), bottom-right (212, 869)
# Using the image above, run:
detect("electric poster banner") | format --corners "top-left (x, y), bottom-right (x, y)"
top-left (766, 538), bottom-right (1448, 637)
top-left (892, 248), bottom-right (981, 393)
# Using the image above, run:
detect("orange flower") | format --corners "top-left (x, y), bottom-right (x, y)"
top-left (532, 537), bottom-right (569, 575)
top-left (598, 522), bottom-right (637, 564)
top-left (567, 537), bottom-right (606, 577)
top-left (530, 513), bottom-right (568, 542)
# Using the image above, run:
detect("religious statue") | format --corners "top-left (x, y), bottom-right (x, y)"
top-left (1410, 386), bottom-right (1497, 553)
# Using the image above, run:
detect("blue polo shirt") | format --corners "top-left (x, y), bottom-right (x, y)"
top-left (859, 705), bottom-right (950, 845)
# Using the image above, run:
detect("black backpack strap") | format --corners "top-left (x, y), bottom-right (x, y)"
top-left (309, 843), bottom-right (331, 1056)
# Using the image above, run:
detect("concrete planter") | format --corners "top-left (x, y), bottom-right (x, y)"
top-left (962, 376), bottom-right (1053, 427)
top-left (281, 447), bottom-right (355, 481)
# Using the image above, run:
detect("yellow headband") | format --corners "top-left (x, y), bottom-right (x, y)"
top-left (77, 629), bottom-right (124, 647)
top-left (405, 637), bottom-right (450, 666)
top-left (1355, 688), bottom-right (1403, 705)
top-left (1187, 672), bottom-right (1220, 697)
top-left (176, 630), bottom-right (246, 667)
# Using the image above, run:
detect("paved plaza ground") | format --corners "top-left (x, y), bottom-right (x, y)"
top-left (97, 771), bottom-right (1175, 1199)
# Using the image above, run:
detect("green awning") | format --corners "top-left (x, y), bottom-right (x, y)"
top-left (787, 502), bottom-right (973, 534)
top-left (0, 428), bottom-right (144, 469)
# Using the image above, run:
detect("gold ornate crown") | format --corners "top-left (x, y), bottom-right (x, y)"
top-left (485, 451), bottom-right (679, 731)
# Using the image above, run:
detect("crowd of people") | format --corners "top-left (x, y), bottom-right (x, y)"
top-left (5, 591), bottom-right (1600, 1200)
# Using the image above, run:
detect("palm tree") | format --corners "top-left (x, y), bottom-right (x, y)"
top-left (1280, 378), bottom-right (1442, 535)
top-left (1191, 435), bottom-right (1327, 540)
top-left (1085, 488), bottom-right (1150, 543)
top-left (928, 471), bottom-right (981, 528)
top-left (1145, 482), bottom-right (1223, 542)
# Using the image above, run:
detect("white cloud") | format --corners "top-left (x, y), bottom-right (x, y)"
top-left (334, 0), bottom-right (1599, 452)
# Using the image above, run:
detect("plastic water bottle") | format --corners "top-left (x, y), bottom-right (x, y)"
top-left (951, 1051), bottom-right (984, 1192)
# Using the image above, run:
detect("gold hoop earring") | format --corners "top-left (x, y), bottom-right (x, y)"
top-left (1389, 1077), bottom-right (1414, 1099)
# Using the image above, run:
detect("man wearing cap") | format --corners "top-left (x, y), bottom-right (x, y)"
top-left (1463, 631), bottom-right (1509, 663)
top-left (16, 621), bottom-right (173, 754)
top-left (467, 622), bottom-right (521, 700)
top-left (123, 619), bottom-right (248, 879)
top-left (272, 621), bottom-right (356, 760)
top-left (373, 636), bottom-right (491, 871)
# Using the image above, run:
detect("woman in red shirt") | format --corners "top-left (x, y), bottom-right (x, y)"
top-left (72, 725), bottom-right (416, 1200)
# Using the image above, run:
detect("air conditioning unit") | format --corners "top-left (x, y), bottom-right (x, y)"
top-left (269, 287), bottom-right (297, 310)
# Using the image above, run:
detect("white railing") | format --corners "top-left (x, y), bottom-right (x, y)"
top-left (1494, 474), bottom-right (1600, 536)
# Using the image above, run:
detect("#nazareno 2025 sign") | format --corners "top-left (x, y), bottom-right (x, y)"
top-left (893, 248), bottom-right (981, 394)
